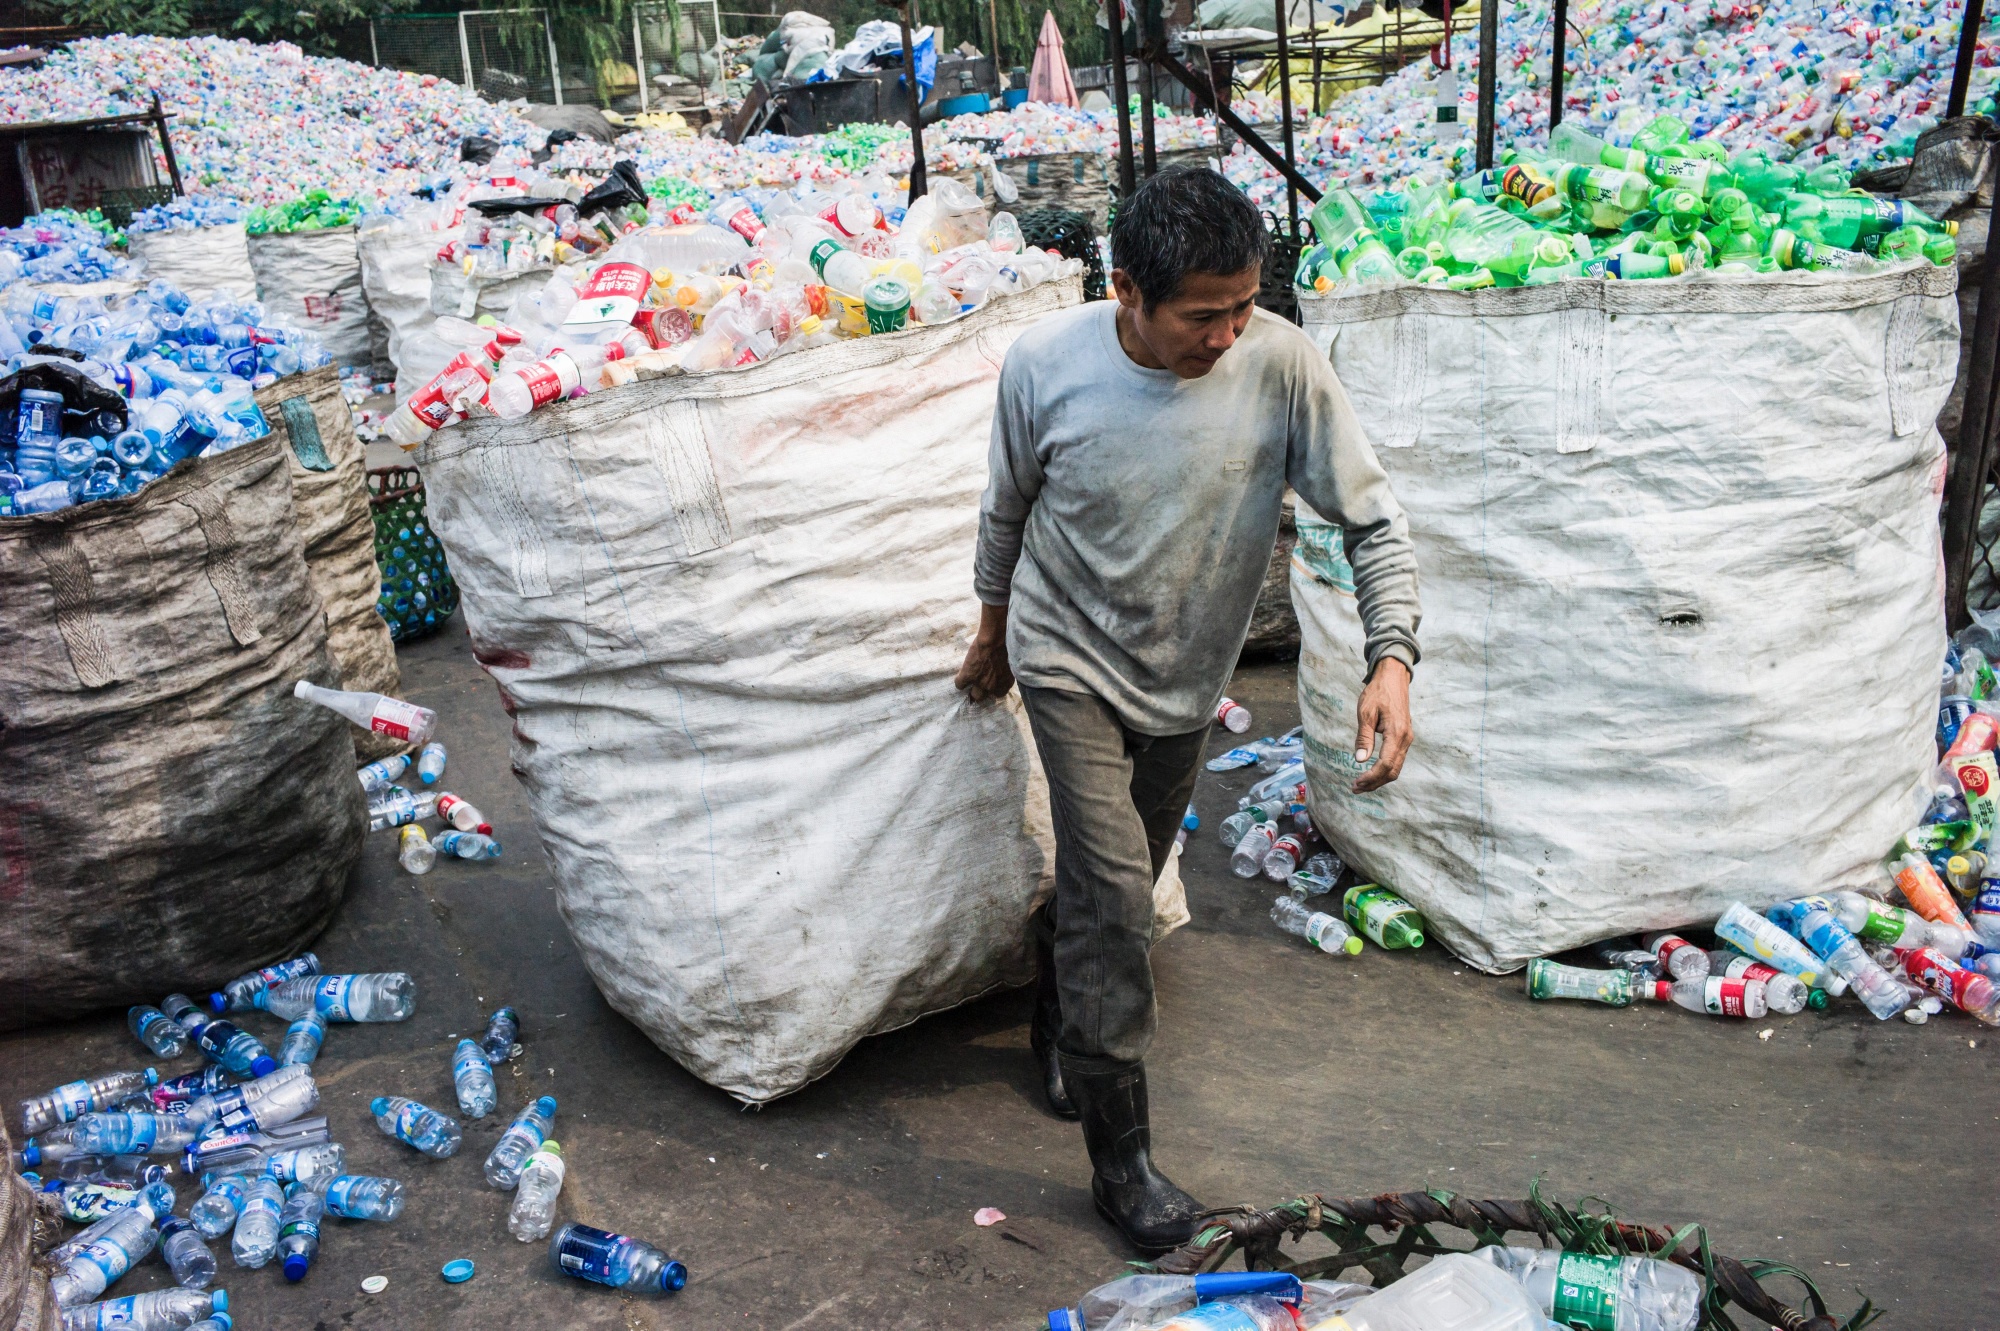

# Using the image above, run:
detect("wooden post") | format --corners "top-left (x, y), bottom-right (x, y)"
top-left (1276, 0), bottom-right (1297, 238)
top-left (1107, 0), bottom-right (1136, 197)
top-left (150, 93), bottom-right (182, 196)
top-left (893, 1), bottom-right (929, 199)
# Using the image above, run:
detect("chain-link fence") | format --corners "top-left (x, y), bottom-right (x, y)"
top-left (363, 9), bottom-right (562, 104)
top-left (628, 0), bottom-right (726, 107)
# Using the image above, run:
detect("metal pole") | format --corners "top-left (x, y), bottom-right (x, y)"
top-left (1140, 57), bottom-right (1158, 176)
top-left (1949, 0), bottom-right (1987, 119)
top-left (546, 10), bottom-right (564, 105)
top-left (1154, 48), bottom-right (1320, 202)
top-left (1945, 184), bottom-right (2000, 629)
top-left (1549, 0), bottom-right (1567, 129)
top-left (634, 6), bottom-right (649, 110)
top-left (1276, 0), bottom-right (1297, 239)
top-left (1475, 0), bottom-right (1498, 168)
top-left (1107, 0), bottom-right (1136, 198)
top-left (458, 11), bottom-right (474, 90)
top-left (894, 2), bottom-right (928, 199)
top-left (369, 17), bottom-right (380, 67)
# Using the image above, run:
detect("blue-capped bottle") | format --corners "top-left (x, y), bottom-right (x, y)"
top-left (156, 1214), bottom-right (217, 1289)
top-left (323, 1174), bottom-right (404, 1222)
top-left (231, 1174), bottom-right (283, 1268)
top-left (209, 952), bottom-right (321, 1013)
top-left (70, 1111), bottom-right (197, 1157)
top-left (190, 1016), bottom-right (277, 1079)
top-left (277, 1180), bottom-right (324, 1282)
top-left (481, 1006), bottom-right (521, 1064)
top-left (436, 830), bottom-right (501, 860)
top-left (149, 1066), bottom-right (229, 1110)
top-left (20, 1068), bottom-right (158, 1136)
top-left (47, 1196), bottom-right (164, 1306)
top-left (278, 1010), bottom-right (328, 1068)
top-left (190, 1173), bottom-right (253, 1239)
top-left (127, 1006), bottom-right (189, 1058)
top-left (485, 1095), bottom-right (557, 1188)
top-left (415, 741), bottom-right (447, 784)
top-left (450, 1040), bottom-right (496, 1119)
top-left (548, 1221), bottom-right (687, 1295)
top-left (370, 1095), bottom-right (461, 1158)
top-left (357, 752), bottom-right (410, 796)
top-left (259, 972), bottom-right (416, 1023)
top-left (57, 1287), bottom-right (224, 1330)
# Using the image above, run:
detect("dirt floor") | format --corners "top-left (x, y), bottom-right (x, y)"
top-left (3, 628), bottom-right (1993, 1329)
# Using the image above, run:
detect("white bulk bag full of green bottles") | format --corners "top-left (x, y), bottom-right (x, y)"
top-left (1293, 264), bottom-right (1959, 972)
top-left (414, 282), bottom-right (1084, 1103)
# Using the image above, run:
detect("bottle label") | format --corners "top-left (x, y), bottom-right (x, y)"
top-left (715, 205), bottom-right (764, 242)
top-left (1702, 976), bottom-right (1754, 1016)
top-left (808, 237), bottom-right (845, 282)
top-left (406, 349), bottom-right (488, 430)
top-left (1498, 163), bottom-right (1556, 207)
top-left (1650, 935), bottom-right (1696, 968)
top-left (1719, 956), bottom-right (1778, 982)
top-left (72, 1237), bottom-right (133, 1286)
top-left (309, 975), bottom-right (358, 1020)
top-left (1155, 1305), bottom-right (1263, 1331)
top-left (555, 1224), bottom-right (626, 1284)
top-left (1901, 948), bottom-right (1977, 1008)
top-left (516, 354), bottom-right (582, 410)
top-left (1896, 859), bottom-right (1971, 929)
top-left (1303, 914), bottom-right (1345, 953)
top-left (1551, 1252), bottom-right (1622, 1331)
top-left (562, 262), bottom-right (651, 334)
top-left (368, 697), bottom-right (429, 741)
top-left (1855, 905), bottom-right (1907, 944)
top-left (49, 1181), bottom-right (139, 1222)
top-left (280, 1214), bottom-right (320, 1246)
top-left (213, 1088), bottom-right (257, 1134)
top-left (265, 1146), bottom-right (314, 1182)
top-left (1974, 884), bottom-right (2000, 919)
top-left (325, 1176), bottom-right (359, 1215)
top-left (386, 1099), bottom-right (432, 1142)
top-left (49, 1079), bottom-right (95, 1122)
top-left (1345, 887), bottom-right (1421, 947)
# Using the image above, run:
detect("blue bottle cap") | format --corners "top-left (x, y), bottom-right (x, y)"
top-left (660, 1260), bottom-right (687, 1292)
top-left (19, 1144), bottom-right (39, 1168)
top-left (207, 993), bottom-right (228, 1013)
top-left (283, 1253), bottom-right (309, 1282)
top-left (211, 1316), bottom-right (231, 1331)
top-left (441, 1259), bottom-right (475, 1283)
top-left (250, 1056), bottom-right (277, 1078)
top-left (142, 1068), bottom-right (159, 1086)
top-left (212, 1291), bottom-right (228, 1313)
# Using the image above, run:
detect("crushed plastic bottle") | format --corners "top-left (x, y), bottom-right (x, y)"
top-left (548, 1221), bottom-right (687, 1294)
top-left (259, 973), bottom-right (416, 1023)
top-left (148, 1066), bottom-right (229, 1110)
top-left (1897, 946), bottom-right (2000, 1023)
top-left (23, 1070), bottom-right (159, 1136)
top-left (58, 1288), bottom-right (225, 1331)
top-left (509, 1141), bottom-right (565, 1240)
top-left (1327, 1252), bottom-right (1544, 1331)
top-left (49, 1196), bottom-right (163, 1307)
top-left (368, 786), bottom-right (438, 831)
top-left (126, 1008), bottom-right (188, 1059)
top-left (185, 1065), bottom-right (318, 1133)
top-left (436, 830), bottom-right (503, 860)
top-left (486, 1095), bottom-right (558, 1188)
top-left (1272, 895), bottom-right (1364, 956)
top-left (278, 1011), bottom-right (328, 1068)
top-left (210, 953), bottom-right (321, 1013)
top-left (1477, 1245), bottom-right (1702, 1331)
top-left (155, 1216), bottom-right (216, 1290)
top-left (38, 1178), bottom-right (152, 1224)
top-left (190, 1174), bottom-right (253, 1239)
top-left (481, 1007), bottom-right (522, 1064)
top-left (371, 1095), bottom-right (462, 1158)
top-left (230, 1174), bottom-right (284, 1268)
top-left (293, 681), bottom-right (438, 746)
top-left (324, 1174), bottom-right (404, 1222)
top-left (1047, 1271), bottom-right (1316, 1331)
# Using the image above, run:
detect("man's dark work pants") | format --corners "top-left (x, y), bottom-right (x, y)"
top-left (1020, 684), bottom-right (1211, 1071)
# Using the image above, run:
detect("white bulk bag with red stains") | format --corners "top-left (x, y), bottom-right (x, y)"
top-left (416, 282), bottom-right (1086, 1102)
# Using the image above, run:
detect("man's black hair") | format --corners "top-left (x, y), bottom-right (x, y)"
top-left (1109, 165), bottom-right (1269, 309)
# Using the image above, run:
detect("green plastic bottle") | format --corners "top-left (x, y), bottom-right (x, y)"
top-left (1585, 249), bottom-right (1686, 279)
top-left (1780, 193), bottom-right (1952, 250)
top-left (1728, 151), bottom-right (1801, 206)
top-left (1650, 188), bottom-right (1705, 240)
top-left (1629, 113), bottom-right (1691, 156)
top-left (1309, 188), bottom-right (1402, 286)
top-left (1712, 212), bottom-right (1767, 267)
top-left (1525, 959), bottom-right (1640, 1006)
top-left (1438, 198), bottom-right (1547, 279)
top-left (1705, 186), bottom-right (1752, 226)
top-left (1343, 884), bottom-right (1426, 950)
top-left (1558, 163), bottom-right (1653, 226)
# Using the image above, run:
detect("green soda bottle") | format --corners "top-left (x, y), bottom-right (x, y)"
top-left (1705, 186), bottom-right (1751, 226)
top-left (1650, 188), bottom-right (1705, 240)
top-left (1728, 151), bottom-right (1801, 205)
top-left (1780, 194), bottom-right (1951, 250)
top-left (1394, 245), bottom-right (1432, 279)
top-left (1309, 188), bottom-right (1402, 286)
top-left (1711, 211), bottom-right (1767, 266)
top-left (1438, 198), bottom-right (1545, 279)
top-left (1525, 959), bottom-right (1640, 1006)
top-left (1558, 163), bottom-right (1653, 226)
top-left (1800, 161), bottom-right (1853, 197)
top-left (1343, 884), bottom-right (1426, 949)
top-left (1629, 114), bottom-right (1691, 156)
top-left (1870, 223), bottom-right (1932, 262)
top-left (1925, 232), bottom-right (1959, 266)
top-left (1585, 249), bottom-right (1686, 279)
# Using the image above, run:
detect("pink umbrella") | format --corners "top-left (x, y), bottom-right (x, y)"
top-left (1029, 9), bottom-right (1079, 108)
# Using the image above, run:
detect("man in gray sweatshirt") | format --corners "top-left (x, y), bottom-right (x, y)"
top-left (956, 166), bottom-right (1422, 1252)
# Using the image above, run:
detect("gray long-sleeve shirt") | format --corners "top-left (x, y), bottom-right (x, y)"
top-left (974, 301), bottom-right (1421, 736)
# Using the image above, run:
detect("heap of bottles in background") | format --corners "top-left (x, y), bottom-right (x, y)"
top-left (0, 279), bottom-right (333, 516)
top-left (1299, 110), bottom-right (1958, 292)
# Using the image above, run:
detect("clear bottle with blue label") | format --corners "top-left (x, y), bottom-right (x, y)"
top-left (451, 1040), bottom-right (496, 1119)
top-left (370, 1096), bottom-right (461, 1158)
top-left (548, 1221), bottom-right (686, 1294)
top-left (486, 1095), bottom-right (557, 1188)
top-left (324, 1174), bottom-right (404, 1222)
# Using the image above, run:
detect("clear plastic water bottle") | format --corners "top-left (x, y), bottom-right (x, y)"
top-left (436, 830), bottom-right (502, 860)
top-left (369, 786), bottom-right (437, 831)
top-left (1824, 890), bottom-right (1972, 955)
top-left (277, 1181), bottom-right (324, 1282)
top-left (1477, 1244), bottom-right (1702, 1331)
top-left (187, 1065), bottom-right (319, 1133)
top-left (49, 1202), bottom-right (160, 1307)
top-left (58, 1288), bottom-right (225, 1330)
top-left (436, 792), bottom-right (491, 834)
top-left (1641, 933), bottom-right (1709, 980)
top-left (22, 1069), bottom-right (159, 1136)
top-left (1217, 809), bottom-right (1266, 848)
top-left (486, 1095), bottom-right (558, 1188)
top-left (1243, 760), bottom-right (1306, 808)
top-left (231, 1175), bottom-right (284, 1268)
top-left (183, 1118), bottom-right (330, 1177)
top-left (259, 973), bottom-right (416, 1023)
top-left (1262, 832), bottom-right (1312, 882)
top-left (1773, 902), bottom-right (1911, 1020)
top-left (158, 994), bottom-right (208, 1033)
top-left (509, 1141), bottom-right (565, 1241)
top-left (156, 1215), bottom-right (216, 1289)
top-left (265, 1142), bottom-right (345, 1187)
top-left (127, 1007), bottom-right (189, 1058)
top-left (416, 742), bottom-right (447, 785)
top-left (356, 753), bottom-right (409, 795)
top-left (1525, 960), bottom-right (1643, 1006)
top-left (398, 824), bottom-right (437, 875)
top-left (1214, 696), bottom-right (1252, 733)
top-left (48, 1156), bottom-right (170, 1188)
top-left (1644, 974), bottom-right (1769, 1019)
top-left (371, 1096), bottom-right (461, 1158)
top-left (1272, 895), bottom-right (1364, 956)
top-left (1592, 942), bottom-right (1661, 977)
top-left (279, 1011), bottom-right (328, 1068)
top-left (547, 1221), bottom-right (687, 1294)
top-left (148, 1066), bottom-right (229, 1110)
top-left (1289, 852), bottom-right (1341, 897)
top-left (1231, 822), bottom-right (1279, 878)
top-left (1713, 903), bottom-right (1842, 994)
top-left (481, 1007), bottom-right (522, 1064)
top-left (324, 1174), bottom-right (404, 1222)
top-left (38, 1178), bottom-right (149, 1224)
top-left (451, 1040), bottom-right (497, 1119)
top-left (190, 1173), bottom-right (252, 1239)
top-left (71, 1112), bottom-right (196, 1157)
top-left (1702, 951), bottom-right (1817, 1014)
top-left (189, 1017), bottom-right (277, 1079)
top-left (209, 953), bottom-right (320, 1013)
top-left (1328, 1252), bottom-right (1542, 1331)
top-left (292, 680), bottom-right (437, 746)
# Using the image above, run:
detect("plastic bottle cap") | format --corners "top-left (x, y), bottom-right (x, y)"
top-left (212, 1291), bottom-right (228, 1312)
top-left (441, 1259), bottom-right (475, 1283)
top-left (250, 1056), bottom-right (277, 1078)
top-left (143, 1068), bottom-right (159, 1086)
top-left (361, 1276), bottom-right (389, 1294)
top-left (283, 1253), bottom-right (310, 1281)
top-left (207, 993), bottom-right (228, 1012)
top-left (660, 1260), bottom-right (688, 1292)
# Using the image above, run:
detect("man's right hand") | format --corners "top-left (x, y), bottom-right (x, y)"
top-left (955, 602), bottom-right (1014, 703)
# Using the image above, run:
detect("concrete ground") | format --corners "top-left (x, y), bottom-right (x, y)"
top-left (4, 628), bottom-right (1993, 1329)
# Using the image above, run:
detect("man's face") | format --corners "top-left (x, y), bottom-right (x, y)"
top-left (1112, 265), bottom-right (1264, 379)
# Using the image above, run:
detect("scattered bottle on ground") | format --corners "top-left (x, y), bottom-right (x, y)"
top-left (1770, 901), bottom-right (1910, 1020)
top-left (259, 973), bottom-right (416, 1023)
top-left (278, 1011), bottom-right (328, 1068)
top-left (398, 824), bottom-right (437, 875)
top-left (436, 830), bottom-right (503, 860)
top-left (324, 1175), bottom-right (404, 1222)
top-left (416, 741), bottom-right (447, 784)
top-left (190, 1174), bottom-right (252, 1239)
top-left (1712, 902), bottom-right (1842, 993)
top-left (209, 953), bottom-right (321, 1013)
top-left (186, 1065), bottom-right (318, 1133)
top-left (293, 681), bottom-right (438, 745)
top-left (1592, 942), bottom-right (1662, 977)
top-left (1823, 890), bottom-right (1970, 955)
top-left (1700, 951), bottom-right (1817, 1014)
top-left (481, 1007), bottom-right (522, 1064)
top-left (1230, 821), bottom-right (1279, 878)
top-left (1891, 852), bottom-right (1974, 933)
top-left (22, 1070), bottom-right (159, 1136)
top-left (150, 1067), bottom-right (229, 1110)
top-left (436, 792), bottom-right (492, 834)
top-left (1640, 933), bottom-right (1708, 980)
top-left (357, 753), bottom-right (410, 795)
top-left (49, 1201), bottom-right (161, 1307)
top-left (70, 1112), bottom-right (196, 1157)
top-left (1477, 1245), bottom-right (1702, 1331)
top-left (1897, 946), bottom-right (2000, 1024)
top-left (1215, 697), bottom-right (1252, 733)
top-left (155, 1216), bottom-right (216, 1289)
top-left (1271, 895), bottom-right (1364, 956)
top-left (185, 1118), bottom-right (332, 1177)
top-left (1327, 1252), bottom-right (1543, 1331)
top-left (265, 1142), bottom-right (346, 1187)
top-left (1262, 832), bottom-right (1312, 882)
top-left (548, 1222), bottom-right (687, 1294)
top-left (371, 1095), bottom-right (461, 1158)
top-left (486, 1096), bottom-right (558, 1188)
top-left (183, 1015), bottom-right (276, 1079)
top-left (38, 1179), bottom-right (150, 1224)
top-left (1343, 884), bottom-right (1426, 949)
top-left (509, 1141), bottom-right (565, 1241)
top-left (1644, 974), bottom-right (1769, 1019)
top-left (369, 786), bottom-right (438, 831)
top-left (231, 1175), bottom-right (284, 1268)
top-left (451, 1040), bottom-right (497, 1119)
top-left (127, 1008), bottom-right (188, 1059)
top-left (277, 1181), bottom-right (324, 1282)
top-left (1525, 959), bottom-right (1642, 1006)
top-left (58, 1289), bottom-right (225, 1331)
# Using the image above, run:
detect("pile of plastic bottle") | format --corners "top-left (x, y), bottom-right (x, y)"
top-left (1224, 0), bottom-right (2000, 207)
top-left (126, 199), bottom-right (247, 234)
top-left (0, 35), bottom-right (533, 209)
top-left (1297, 109), bottom-right (1959, 291)
top-left (0, 211), bottom-right (135, 284)
top-left (385, 174), bottom-right (1081, 445)
top-left (0, 279), bottom-right (343, 516)
top-left (244, 190), bottom-right (362, 237)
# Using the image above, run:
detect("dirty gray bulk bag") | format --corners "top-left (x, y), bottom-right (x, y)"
top-left (0, 437), bottom-right (367, 1024)
top-left (249, 225), bottom-right (371, 367)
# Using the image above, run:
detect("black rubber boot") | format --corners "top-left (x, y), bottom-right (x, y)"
top-left (1061, 1056), bottom-right (1204, 1253)
top-left (1031, 928), bottom-right (1077, 1120)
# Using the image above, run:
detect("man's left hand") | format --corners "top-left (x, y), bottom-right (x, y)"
top-left (1352, 658), bottom-right (1413, 793)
